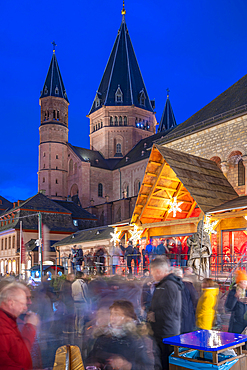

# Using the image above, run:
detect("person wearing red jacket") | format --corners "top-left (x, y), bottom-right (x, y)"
top-left (0, 282), bottom-right (39, 370)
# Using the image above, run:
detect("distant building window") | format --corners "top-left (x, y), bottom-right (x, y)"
top-left (56, 155), bottom-right (58, 159)
top-left (119, 116), bottom-right (122, 126)
top-left (57, 110), bottom-right (59, 120)
top-left (110, 117), bottom-right (113, 126)
top-left (44, 86), bottom-right (48, 95)
top-left (43, 152), bottom-right (45, 157)
top-left (116, 143), bottom-right (122, 154)
top-left (1, 239), bottom-right (3, 250)
top-left (115, 85), bottom-right (123, 102)
top-left (114, 116), bottom-right (118, 126)
top-left (139, 90), bottom-right (146, 106)
top-left (124, 116), bottom-right (127, 126)
top-left (43, 177), bottom-right (45, 183)
top-left (98, 183), bottom-right (103, 197)
top-left (5, 238), bottom-right (7, 250)
top-left (73, 220), bottom-right (78, 226)
top-left (9, 237), bottom-right (11, 249)
top-left (55, 179), bottom-right (58, 184)
top-left (126, 185), bottom-right (129, 197)
top-left (238, 159), bottom-right (245, 186)
top-left (12, 236), bottom-right (15, 249)
top-left (53, 110), bottom-right (56, 120)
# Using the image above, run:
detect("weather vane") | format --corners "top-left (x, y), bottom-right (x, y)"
top-left (121, 0), bottom-right (126, 15)
top-left (166, 88), bottom-right (170, 98)
top-left (52, 41), bottom-right (57, 53)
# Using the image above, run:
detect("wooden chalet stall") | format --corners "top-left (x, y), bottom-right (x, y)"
top-left (207, 196), bottom-right (247, 272)
top-left (114, 145), bottom-right (238, 267)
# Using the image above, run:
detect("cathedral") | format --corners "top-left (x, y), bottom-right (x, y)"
top-left (38, 4), bottom-right (247, 227)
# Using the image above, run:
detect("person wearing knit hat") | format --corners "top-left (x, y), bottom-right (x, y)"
top-left (225, 270), bottom-right (247, 333)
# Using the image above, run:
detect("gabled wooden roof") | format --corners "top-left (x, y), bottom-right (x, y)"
top-left (131, 145), bottom-right (238, 225)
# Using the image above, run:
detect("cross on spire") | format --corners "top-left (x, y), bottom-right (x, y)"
top-left (52, 41), bottom-right (57, 53)
top-left (121, 0), bottom-right (126, 15)
top-left (166, 88), bottom-right (170, 98)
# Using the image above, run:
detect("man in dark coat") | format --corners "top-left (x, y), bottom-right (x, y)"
top-left (0, 282), bottom-right (39, 370)
top-left (148, 257), bottom-right (183, 370)
top-left (121, 242), bottom-right (134, 275)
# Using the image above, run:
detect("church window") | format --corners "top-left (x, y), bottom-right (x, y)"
top-left (57, 111), bottom-right (59, 120)
top-left (119, 116), bottom-right (122, 126)
top-left (114, 116), bottom-right (118, 126)
top-left (43, 164), bottom-right (45, 168)
top-left (44, 111), bottom-right (49, 121)
top-left (74, 163), bottom-right (77, 174)
top-left (44, 86), bottom-right (48, 95)
top-left (56, 192), bottom-right (57, 196)
top-left (98, 183), bottom-right (103, 197)
top-left (55, 179), bottom-right (58, 184)
top-left (110, 117), bottom-right (113, 126)
top-left (93, 126), bottom-right (95, 132)
top-left (238, 159), bottom-right (245, 186)
top-left (43, 177), bottom-right (45, 183)
top-left (56, 166), bottom-right (58, 170)
top-left (43, 152), bottom-right (45, 157)
top-left (101, 121), bottom-right (103, 128)
top-left (55, 86), bottom-right (59, 95)
top-left (56, 155), bottom-right (58, 159)
top-left (53, 110), bottom-right (56, 120)
top-left (115, 85), bottom-right (123, 103)
top-left (124, 116), bottom-right (127, 126)
top-left (139, 90), bottom-right (146, 106)
top-left (116, 143), bottom-right (122, 154)
top-left (69, 159), bottom-right (73, 175)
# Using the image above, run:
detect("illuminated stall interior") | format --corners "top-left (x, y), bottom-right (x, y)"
top-left (207, 196), bottom-right (247, 269)
top-left (114, 144), bottom-right (238, 260)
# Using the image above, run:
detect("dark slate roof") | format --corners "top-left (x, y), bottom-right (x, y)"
top-left (155, 144), bottom-right (238, 213)
top-left (69, 144), bottom-right (120, 170)
top-left (89, 13), bottom-right (153, 114)
top-left (157, 93), bottom-right (177, 132)
top-left (157, 74), bottom-right (247, 145)
top-left (13, 193), bottom-right (72, 214)
top-left (206, 195), bottom-right (247, 214)
top-left (53, 226), bottom-right (114, 247)
top-left (53, 200), bottom-right (97, 220)
top-left (114, 129), bottom-right (174, 169)
top-left (40, 52), bottom-right (68, 102)
top-left (22, 239), bottom-right (57, 252)
top-left (0, 196), bottom-right (13, 215)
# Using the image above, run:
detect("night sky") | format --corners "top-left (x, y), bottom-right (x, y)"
top-left (1, 0), bottom-right (247, 202)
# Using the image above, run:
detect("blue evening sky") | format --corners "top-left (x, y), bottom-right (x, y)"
top-left (1, 0), bottom-right (247, 202)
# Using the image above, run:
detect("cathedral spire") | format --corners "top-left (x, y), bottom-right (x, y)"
top-left (89, 5), bottom-right (153, 114)
top-left (157, 89), bottom-right (177, 132)
top-left (40, 45), bottom-right (68, 102)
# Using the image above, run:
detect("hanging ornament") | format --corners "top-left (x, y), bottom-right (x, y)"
top-left (168, 197), bottom-right (183, 217)
top-left (129, 225), bottom-right (143, 245)
top-left (204, 215), bottom-right (218, 235)
top-left (110, 230), bottom-right (121, 246)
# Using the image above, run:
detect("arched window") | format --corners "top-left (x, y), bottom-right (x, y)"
top-left (43, 177), bottom-right (45, 183)
top-left (139, 90), bottom-right (146, 106)
top-left (69, 159), bottom-right (73, 175)
top-left (238, 159), bottom-right (245, 186)
top-left (126, 185), bottom-right (129, 197)
top-left (116, 143), bottom-right (122, 154)
top-left (74, 163), bottom-right (77, 174)
top-left (98, 183), bottom-right (103, 197)
top-left (55, 179), bottom-right (58, 184)
top-left (119, 116), bottom-right (122, 126)
top-left (110, 117), bottom-right (113, 126)
top-left (124, 116), bottom-right (127, 126)
top-left (114, 116), bottom-right (118, 126)
top-left (115, 85), bottom-right (123, 102)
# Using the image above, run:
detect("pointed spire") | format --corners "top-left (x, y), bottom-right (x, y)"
top-left (40, 45), bottom-right (68, 102)
top-left (89, 5), bottom-right (153, 115)
top-left (157, 89), bottom-right (177, 132)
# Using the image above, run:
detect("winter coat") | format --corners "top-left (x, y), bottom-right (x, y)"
top-left (225, 287), bottom-right (247, 333)
top-left (145, 243), bottom-right (153, 255)
top-left (86, 323), bottom-right (153, 370)
top-left (196, 287), bottom-right (219, 330)
top-left (149, 273), bottom-right (183, 341)
top-left (0, 309), bottom-right (36, 370)
top-left (181, 281), bottom-right (198, 333)
top-left (156, 243), bottom-right (166, 256)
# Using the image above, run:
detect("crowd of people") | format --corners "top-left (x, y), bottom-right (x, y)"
top-left (1, 256), bottom-right (247, 370)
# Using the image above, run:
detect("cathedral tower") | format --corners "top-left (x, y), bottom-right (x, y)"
top-left (38, 44), bottom-right (69, 199)
top-left (88, 4), bottom-right (157, 159)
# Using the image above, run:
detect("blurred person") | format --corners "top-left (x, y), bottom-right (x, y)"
top-left (86, 299), bottom-right (153, 370)
top-left (133, 244), bottom-right (141, 275)
top-left (0, 282), bottom-right (39, 370)
top-left (76, 247), bottom-right (84, 272)
top-left (72, 271), bottom-right (89, 335)
top-left (173, 268), bottom-right (198, 334)
top-left (196, 278), bottom-right (219, 330)
top-left (86, 248), bottom-right (95, 275)
top-left (141, 269), bottom-right (155, 316)
top-left (155, 240), bottom-right (167, 256)
top-left (148, 257), bottom-right (183, 370)
top-left (69, 246), bottom-right (77, 273)
top-left (169, 241), bottom-right (177, 266)
top-left (110, 244), bottom-right (121, 275)
top-left (121, 242), bottom-right (134, 275)
top-left (181, 241), bottom-right (189, 267)
top-left (225, 270), bottom-right (247, 333)
top-left (146, 239), bottom-right (153, 257)
top-left (61, 273), bottom-right (75, 334)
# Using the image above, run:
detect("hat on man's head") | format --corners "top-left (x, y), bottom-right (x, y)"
top-left (235, 270), bottom-right (247, 284)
